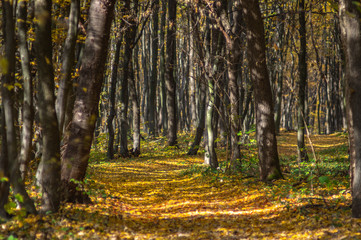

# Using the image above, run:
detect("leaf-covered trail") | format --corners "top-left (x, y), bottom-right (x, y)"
top-left (2, 133), bottom-right (361, 239)
top-left (73, 132), bottom-right (356, 239)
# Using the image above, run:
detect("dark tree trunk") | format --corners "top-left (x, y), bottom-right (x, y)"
top-left (120, 0), bottom-right (138, 158)
top-left (35, 0), bottom-right (62, 213)
top-left (61, 0), bottom-right (115, 203)
top-left (166, 0), bottom-right (177, 146)
top-left (55, 0), bottom-right (80, 136)
top-left (0, 104), bottom-right (11, 220)
top-left (223, 0), bottom-right (242, 170)
top-left (241, 0), bottom-right (282, 181)
top-left (107, 40), bottom-right (121, 160)
top-left (339, 0), bottom-right (361, 218)
top-left (1, 0), bottom-right (37, 215)
top-left (297, 0), bottom-right (309, 162)
top-left (159, 0), bottom-right (168, 133)
top-left (188, 81), bottom-right (206, 155)
top-left (17, 0), bottom-right (34, 180)
top-left (187, 8), bottom-right (206, 155)
top-left (149, 0), bottom-right (159, 137)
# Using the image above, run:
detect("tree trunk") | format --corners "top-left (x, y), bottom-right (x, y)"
top-left (120, 0), bottom-right (138, 157)
top-left (55, 0), bottom-right (80, 136)
top-left (17, 0), bottom-right (34, 180)
top-left (166, 0), bottom-right (177, 146)
top-left (0, 103), bottom-right (11, 220)
top-left (61, 0), bottom-right (115, 203)
top-left (225, 0), bottom-right (242, 171)
top-left (159, 0), bottom-right (168, 133)
top-left (107, 40), bottom-right (121, 160)
top-left (149, 0), bottom-right (159, 137)
top-left (1, 0), bottom-right (37, 215)
top-left (130, 61), bottom-right (141, 156)
top-left (241, 0), bottom-right (282, 181)
top-left (34, 0), bottom-right (62, 213)
top-left (339, 0), bottom-right (361, 218)
top-left (205, 76), bottom-right (218, 169)
top-left (188, 80), bottom-right (206, 155)
top-left (297, 0), bottom-right (309, 162)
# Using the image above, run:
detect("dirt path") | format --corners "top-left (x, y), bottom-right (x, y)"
top-left (2, 133), bottom-right (356, 239)
top-left (77, 132), bottom-right (354, 239)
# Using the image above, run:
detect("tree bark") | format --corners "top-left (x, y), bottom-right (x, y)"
top-left (149, 0), bottom-right (159, 137)
top-left (1, 0), bottom-right (37, 215)
top-left (297, 0), bottom-right (309, 162)
top-left (339, 0), bottom-right (361, 218)
top-left (107, 40), bottom-right (121, 160)
top-left (241, 0), bottom-right (282, 181)
top-left (0, 101), bottom-right (11, 220)
top-left (165, 0), bottom-right (177, 146)
top-left (120, 0), bottom-right (138, 158)
top-left (55, 0), bottom-right (80, 136)
top-left (34, 0), bottom-right (62, 213)
top-left (158, 0), bottom-right (168, 133)
top-left (130, 61), bottom-right (141, 156)
top-left (61, 0), bottom-right (115, 203)
top-left (17, 0), bottom-right (34, 180)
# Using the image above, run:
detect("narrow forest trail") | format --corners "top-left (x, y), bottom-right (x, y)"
top-left (2, 133), bottom-right (360, 239)
top-left (69, 132), bottom-right (356, 239)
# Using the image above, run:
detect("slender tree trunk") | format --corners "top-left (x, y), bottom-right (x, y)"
top-left (188, 11), bottom-right (197, 128)
top-left (297, 0), bottom-right (309, 162)
top-left (17, 0), bottom-right (34, 180)
top-left (203, 16), bottom-right (222, 169)
top-left (107, 40), bottom-right (121, 159)
top-left (159, 0), bottom-right (167, 133)
top-left (1, 0), bottom-right (37, 215)
top-left (130, 61), bottom-right (141, 156)
top-left (120, 0), bottom-right (138, 157)
top-left (339, 0), bottom-right (361, 218)
top-left (166, 0), bottom-right (177, 146)
top-left (34, 0), bottom-right (62, 213)
top-left (149, 0), bottom-right (159, 137)
top-left (0, 101), bottom-right (11, 220)
top-left (225, 1), bottom-right (242, 170)
top-left (61, 0), bottom-right (115, 203)
top-left (188, 81), bottom-right (206, 155)
top-left (241, 0), bottom-right (282, 181)
top-left (55, 0), bottom-right (80, 136)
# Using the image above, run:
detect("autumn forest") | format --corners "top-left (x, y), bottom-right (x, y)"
top-left (1, 0), bottom-right (361, 239)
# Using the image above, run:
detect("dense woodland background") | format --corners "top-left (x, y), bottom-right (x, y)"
top-left (1, 0), bottom-right (361, 230)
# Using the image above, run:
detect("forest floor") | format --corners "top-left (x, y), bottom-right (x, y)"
top-left (1, 131), bottom-right (361, 239)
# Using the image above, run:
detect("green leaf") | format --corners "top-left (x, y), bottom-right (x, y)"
top-left (319, 176), bottom-right (330, 184)
top-left (7, 235), bottom-right (18, 240)
top-left (0, 177), bottom-right (8, 182)
top-left (15, 193), bottom-right (24, 203)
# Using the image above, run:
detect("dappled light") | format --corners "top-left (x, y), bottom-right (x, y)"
top-left (1, 132), bottom-right (358, 239)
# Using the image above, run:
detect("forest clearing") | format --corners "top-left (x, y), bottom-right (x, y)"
top-left (1, 131), bottom-right (358, 239)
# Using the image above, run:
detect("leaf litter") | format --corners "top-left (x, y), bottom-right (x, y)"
top-left (1, 132), bottom-right (360, 239)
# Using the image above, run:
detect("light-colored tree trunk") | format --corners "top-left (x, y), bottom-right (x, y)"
top-left (61, 0), bottom-right (115, 203)
top-left (17, 0), bottom-right (34, 180)
top-left (55, 0), bottom-right (80, 136)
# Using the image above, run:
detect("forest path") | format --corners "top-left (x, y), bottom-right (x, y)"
top-left (71, 132), bottom-right (354, 239)
top-left (5, 132), bottom-right (356, 239)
